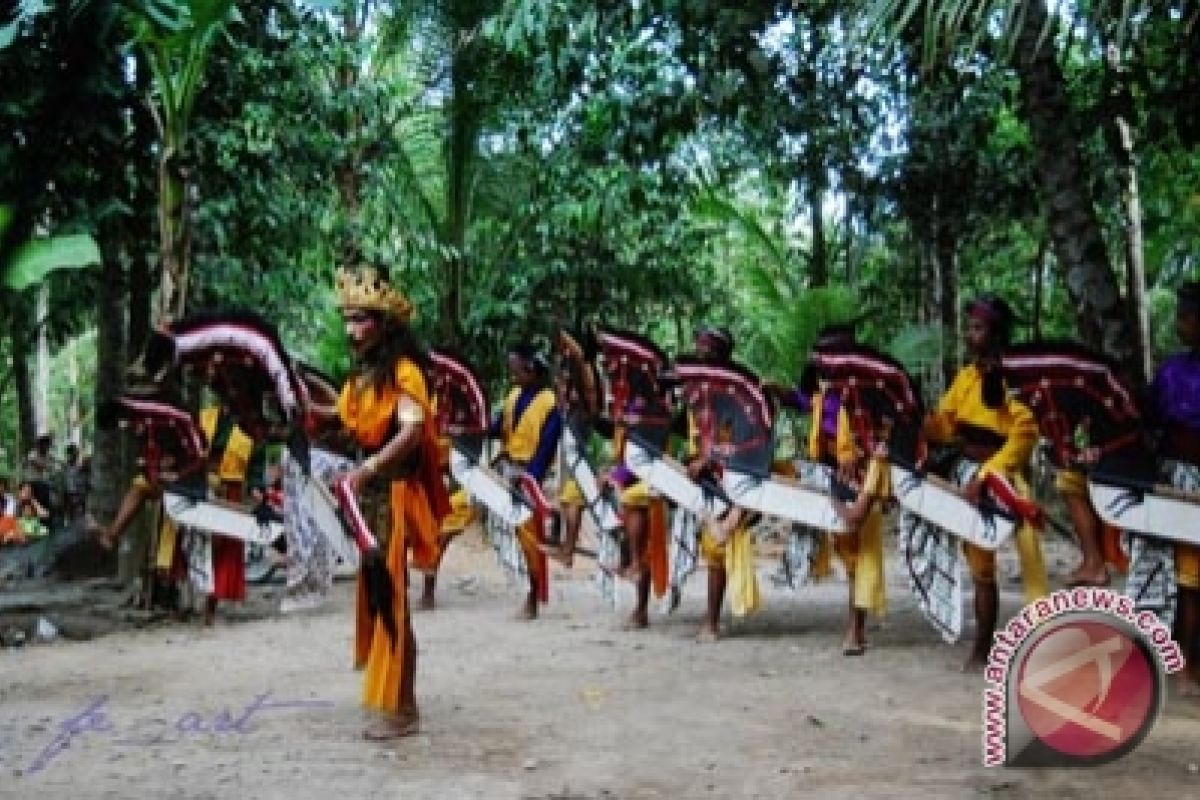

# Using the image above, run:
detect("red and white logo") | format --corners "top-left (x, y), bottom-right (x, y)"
top-left (981, 589), bottom-right (1180, 767)
top-left (1015, 619), bottom-right (1156, 760)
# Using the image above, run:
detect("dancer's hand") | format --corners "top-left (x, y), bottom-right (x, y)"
top-left (338, 467), bottom-right (370, 496)
top-left (961, 477), bottom-right (983, 505)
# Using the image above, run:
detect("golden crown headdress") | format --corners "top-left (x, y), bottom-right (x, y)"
top-left (335, 265), bottom-right (414, 322)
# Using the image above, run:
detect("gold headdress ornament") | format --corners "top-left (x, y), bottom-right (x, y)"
top-left (335, 265), bottom-right (414, 322)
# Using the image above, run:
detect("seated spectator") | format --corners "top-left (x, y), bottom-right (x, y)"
top-left (14, 480), bottom-right (49, 542)
top-left (0, 476), bottom-right (15, 517)
top-left (0, 477), bottom-right (19, 545)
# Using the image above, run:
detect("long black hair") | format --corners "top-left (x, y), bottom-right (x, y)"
top-left (353, 311), bottom-right (430, 390)
top-left (1179, 281), bottom-right (1200, 316)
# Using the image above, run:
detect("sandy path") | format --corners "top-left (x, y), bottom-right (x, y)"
top-left (1, 531), bottom-right (1198, 799)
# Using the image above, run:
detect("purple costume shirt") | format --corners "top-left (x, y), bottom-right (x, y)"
top-left (1151, 351), bottom-right (1200, 434)
top-left (780, 388), bottom-right (842, 442)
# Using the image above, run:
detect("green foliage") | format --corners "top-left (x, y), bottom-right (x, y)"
top-left (887, 323), bottom-right (945, 374)
top-left (4, 233), bottom-right (101, 291)
top-left (4, 0), bottom-right (1200, 468)
top-left (125, 0), bottom-right (240, 145)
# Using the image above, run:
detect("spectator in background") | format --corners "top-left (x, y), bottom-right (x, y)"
top-left (23, 432), bottom-right (57, 521)
top-left (0, 477), bottom-right (19, 545)
top-left (0, 476), bottom-right (15, 517)
top-left (62, 443), bottom-right (86, 523)
top-left (14, 480), bottom-right (49, 542)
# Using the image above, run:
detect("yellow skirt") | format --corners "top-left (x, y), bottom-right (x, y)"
top-left (356, 480), bottom-right (436, 715)
top-left (962, 474), bottom-right (1047, 602)
top-left (832, 507), bottom-right (887, 617)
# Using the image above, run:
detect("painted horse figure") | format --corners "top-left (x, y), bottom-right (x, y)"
top-left (552, 328), bottom-right (623, 600)
top-left (809, 342), bottom-right (1038, 642)
top-left (130, 311), bottom-right (392, 627)
top-left (428, 348), bottom-right (551, 589)
top-left (595, 326), bottom-right (695, 608)
top-left (1002, 341), bottom-right (1198, 626)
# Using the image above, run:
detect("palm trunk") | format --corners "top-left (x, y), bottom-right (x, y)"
top-left (336, 0), bottom-right (363, 220)
top-left (1032, 237), bottom-right (1049, 340)
top-left (1014, 0), bottom-right (1135, 371)
top-left (440, 24), bottom-right (476, 349)
top-left (128, 52), bottom-right (154, 354)
top-left (934, 204), bottom-right (960, 388)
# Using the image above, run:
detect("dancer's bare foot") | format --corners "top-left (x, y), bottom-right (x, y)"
top-left (622, 611), bottom-right (648, 631)
top-left (540, 543), bottom-right (574, 569)
top-left (696, 623), bottom-right (720, 643)
top-left (363, 711), bottom-right (420, 741)
top-left (842, 630), bottom-right (866, 657)
top-left (417, 594), bottom-right (436, 611)
top-left (961, 649), bottom-right (988, 673)
top-left (1066, 564), bottom-right (1109, 588)
top-left (617, 564), bottom-right (647, 582)
top-left (516, 598), bottom-right (537, 621)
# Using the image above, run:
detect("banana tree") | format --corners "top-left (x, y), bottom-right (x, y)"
top-left (125, 0), bottom-right (237, 323)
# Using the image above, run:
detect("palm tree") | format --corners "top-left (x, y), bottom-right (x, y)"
top-left (864, 0), bottom-right (1143, 378)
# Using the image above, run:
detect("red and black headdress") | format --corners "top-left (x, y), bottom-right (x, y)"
top-left (429, 348), bottom-right (491, 440)
top-left (596, 326), bottom-right (674, 451)
top-left (808, 342), bottom-right (925, 466)
top-left (673, 356), bottom-right (774, 477)
top-left (1001, 341), bottom-right (1142, 468)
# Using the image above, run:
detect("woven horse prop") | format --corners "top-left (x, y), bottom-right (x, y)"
top-left (130, 311), bottom-right (397, 639)
top-left (554, 328), bottom-right (623, 540)
top-left (1003, 343), bottom-right (1200, 546)
top-left (809, 343), bottom-right (1034, 642)
top-left (428, 348), bottom-right (552, 594)
top-left (673, 357), bottom-right (851, 533)
top-left (1002, 341), bottom-right (1198, 627)
top-left (811, 345), bottom-right (1039, 551)
top-left (598, 327), bottom-right (737, 611)
top-left (598, 327), bottom-right (728, 519)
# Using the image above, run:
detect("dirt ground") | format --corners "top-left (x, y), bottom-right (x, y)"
top-left (1, 528), bottom-right (1199, 800)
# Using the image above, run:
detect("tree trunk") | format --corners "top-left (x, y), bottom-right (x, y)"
top-left (128, 54), bottom-right (155, 355)
top-left (808, 160), bottom-right (828, 287)
top-left (1014, 0), bottom-right (1135, 371)
top-left (844, 201), bottom-right (856, 286)
top-left (933, 203), bottom-right (960, 389)
top-left (440, 17), bottom-right (477, 349)
top-left (335, 0), bottom-right (363, 220)
top-left (153, 144), bottom-right (192, 324)
top-left (10, 297), bottom-right (36, 459)
top-left (1032, 237), bottom-right (1049, 340)
top-left (90, 248), bottom-right (126, 528)
top-left (67, 338), bottom-right (81, 446)
top-left (34, 282), bottom-right (50, 435)
top-left (1106, 44), bottom-right (1151, 385)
